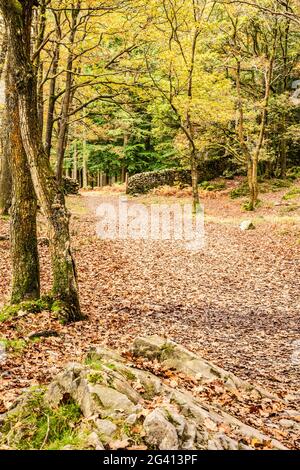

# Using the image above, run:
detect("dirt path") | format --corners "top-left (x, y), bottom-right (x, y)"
top-left (0, 187), bottom-right (300, 409)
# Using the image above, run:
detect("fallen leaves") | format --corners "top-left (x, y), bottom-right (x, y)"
top-left (0, 190), bottom-right (300, 449)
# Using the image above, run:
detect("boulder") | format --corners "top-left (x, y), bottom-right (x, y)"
top-left (144, 409), bottom-right (179, 450)
top-left (240, 220), bottom-right (255, 231)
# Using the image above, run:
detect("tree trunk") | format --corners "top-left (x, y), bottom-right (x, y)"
top-left (1, 0), bottom-right (83, 323)
top-left (55, 7), bottom-right (79, 182)
top-left (6, 56), bottom-right (40, 304)
top-left (0, 135), bottom-right (12, 216)
top-left (82, 138), bottom-right (88, 188)
top-left (0, 22), bottom-right (11, 215)
top-left (279, 114), bottom-right (287, 178)
top-left (35, 0), bottom-right (47, 135)
top-left (72, 141), bottom-right (78, 181)
top-left (45, 11), bottom-right (61, 159)
top-left (191, 151), bottom-right (199, 214)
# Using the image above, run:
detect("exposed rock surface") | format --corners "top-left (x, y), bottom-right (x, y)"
top-left (1, 336), bottom-right (298, 450)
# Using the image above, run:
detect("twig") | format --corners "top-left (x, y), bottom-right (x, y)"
top-left (40, 414), bottom-right (50, 450)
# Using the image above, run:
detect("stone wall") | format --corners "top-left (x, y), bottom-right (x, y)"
top-left (126, 157), bottom-right (229, 195)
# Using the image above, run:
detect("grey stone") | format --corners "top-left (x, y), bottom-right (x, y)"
top-left (144, 409), bottom-right (179, 450)
top-left (86, 432), bottom-right (105, 450)
top-left (240, 220), bottom-right (255, 231)
top-left (126, 414), bottom-right (138, 425)
top-left (91, 384), bottom-right (135, 413)
top-left (95, 419), bottom-right (117, 437)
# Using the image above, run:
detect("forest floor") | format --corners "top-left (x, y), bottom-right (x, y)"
top-left (0, 177), bottom-right (300, 415)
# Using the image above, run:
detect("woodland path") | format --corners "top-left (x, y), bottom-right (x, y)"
top-left (0, 188), bottom-right (300, 408)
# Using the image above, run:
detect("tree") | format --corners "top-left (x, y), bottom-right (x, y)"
top-left (6, 54), bottom-right (40, 304)
top-left (0, 17), bottom-right (11, 216)
top-left (130, 0), bottom-right (234, 211)
top-left (0, 0), bottom-right (83, 322)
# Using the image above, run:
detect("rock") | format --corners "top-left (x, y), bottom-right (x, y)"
top-left (133, 336), bottom-right (245, 391)
top-left (110, 376), bottom-right (142, 404)
top-left (133, 336), bottom-right (275, 399)
top-left (167, 410), bottom-right (186, 436)
top-left (279, 419), bottom-right (300, 431)
top-left (182, 422), bottom-right (197, 450)
top-left (86, 432), bottom-right (105, 450)
top-left (240, 220), bottom-right (255, 231)
top-left (126, 158), bottom-right (230, 195)
top-left (0, 336), bottom-right (292, 451)
top-left (126, 414), bottom-right (138, 425)
top-left (281, 409), bottom-right (300, 419)
top-left (95, 419), bottom-right (117, 437)
top-left (144, 409), bottom-right (179, 450)
top-left (91, 384), bottom-right (135, 413)
top-left (87, 346), bottom-right (125, 364)
top-left (62, 445), bottom-right (77, 450)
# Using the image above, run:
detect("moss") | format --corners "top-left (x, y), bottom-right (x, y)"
top-left (119, 368), bottom-right (136, 381)
top-left (159, 342), bottom-right (176, 360)
top-left (0, 296), bottom-right (54, 323)
top-left (0, 390), bottom-right (82, 450)
top-left (87, 372), bottom-right (104, 385)
top-left (0, 338), bottom-right (27, 354)
top-left (51, 300), bottom-right (64, 314)
top-left (11, 0), bottom-right (23, 15)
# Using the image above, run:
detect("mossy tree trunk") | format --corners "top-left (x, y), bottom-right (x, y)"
top-left (0, 144), bottom-right (12, 216)
top-left (0, 24), bottom-right (11, 216)
top-left (0, 0), bottom-right (83, 323)
top-left (6, 54), bottom-right (40, 304)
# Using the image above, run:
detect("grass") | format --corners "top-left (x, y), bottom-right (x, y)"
top-left (282, 186), bottom-right (300, 201)
top-left (1, 390), bottom-right (83, 450)
top-left (230, 178), bottom-right (293, 200)
top-left (230, 182), bottom-right (249, 199)
top-left (85, 356), bottom-right (103, 371)
top-left (199, 181), bottom-right (226, 192)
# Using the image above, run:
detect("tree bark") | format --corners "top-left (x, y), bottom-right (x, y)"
top-left (0, 139), bottom-right (12, 216)
top-left (55, 6), bottom-right (80, 182)
top-left (0, 0), bottom-right (83, 323)
top-left (45, 11), bottom-right (61, 159)
top-left (0, 21), bottom-right (11, 215)
top-left (6, 55), bottom-right (40, 304)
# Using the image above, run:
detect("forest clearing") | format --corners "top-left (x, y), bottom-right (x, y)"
top-left (0, 0), bottom-right (300, 459)
top-left (1, 180), bottom-right (300, 451)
